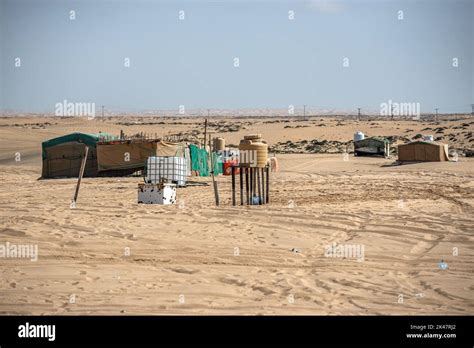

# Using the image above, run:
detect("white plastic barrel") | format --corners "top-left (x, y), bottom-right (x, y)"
top-left (354, 131), bottom-right (365, 142)
top-left (423, 135), bottom-right (434, 142)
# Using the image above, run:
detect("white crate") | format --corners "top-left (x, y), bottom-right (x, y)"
top-left (138, 183), bottom-right (176, 205)
top-left (145, 156), bottom-right (187, 187)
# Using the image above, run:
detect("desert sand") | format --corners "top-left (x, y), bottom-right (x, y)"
top-left (0, 116), bottom-right (473, 315)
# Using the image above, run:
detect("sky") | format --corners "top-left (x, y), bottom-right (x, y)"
top-left (0, 0), bottom-right (473, 114)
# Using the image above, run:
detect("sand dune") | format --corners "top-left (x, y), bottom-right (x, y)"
top-left (0, 117), bottom-right (473, 315)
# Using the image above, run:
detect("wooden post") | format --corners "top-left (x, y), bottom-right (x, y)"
top-left (245, 168), bottom-right (250, 205)
top-left (73, 146), bottom-right (89, 203)
top-left (252, 168), bottom-right (256, 203)
top-left (249, 167), bottom-right (253, 205)
top-left (203, 118), bottom-right (208, 148)
top-left (261, 168), bottom-right (265, 205)
top-left (239, 167), bottom-right (244, 205)
top-left (256, 167), bottom-right (262, 205)
top-left (209, 136), bottom-right (219, 206)
top-left (231, 166), bottom-right (236, 206)
top-left (265, 165), bottom-right (270, 204)
top-left (212, 167), bottom-right (220, 206)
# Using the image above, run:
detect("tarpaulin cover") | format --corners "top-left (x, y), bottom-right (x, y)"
top-left (354, 137), bottom-right (388, 156)
top-left (189, 144), bottom-right (209, 176)
top-left (42, 132), bottom-right (115, 159)
top-left (97, 141), bottom-right (157, 171)
top-left (212, 152), bottom-right (223, 175)
top-left (188, 145), bottom-right (223, 176)
top-left (42, 142), bottom-right (98, 178)
top-left (156, 141), bottom-right (185, 157)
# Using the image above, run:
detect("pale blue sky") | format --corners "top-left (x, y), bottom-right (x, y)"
top-left (1, 0), bottom-right (473, 113)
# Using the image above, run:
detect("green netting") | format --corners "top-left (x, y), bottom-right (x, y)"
top-left (212, 152), bottom-right (223, 175)
top-left (189, 144), bottom-right (209, 176)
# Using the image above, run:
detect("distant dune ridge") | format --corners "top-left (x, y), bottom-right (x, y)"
top-left (1, 107), bottom-right (473, 118)
top-left (0, 115), bottom-right (473, 315)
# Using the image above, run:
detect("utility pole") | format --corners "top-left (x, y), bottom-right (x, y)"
top-left (471, 104), bottom-right (474, 116)
top-left (303, 105), bottom-right (306, 121)
top-left (390, 105), bottom-right (394, 121)
top-left (435, 108), bottom-right (439, 122)
top-left (357, 108), bottom-right (361, 121)
top-left (101, 105), bottom-right (104, 122)
top-left (203, 118), bottom-right (208, 149)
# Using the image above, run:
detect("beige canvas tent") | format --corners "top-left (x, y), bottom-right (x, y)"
top-left (398, 141), bottom-right (449, 162)
top-left (97, 140), bottom-right (185, 174)
top-left (97, 141), bottom-right (156, 173)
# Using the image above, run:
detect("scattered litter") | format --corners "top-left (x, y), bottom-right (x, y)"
top-left (438, 260), bottom-right (448, 270)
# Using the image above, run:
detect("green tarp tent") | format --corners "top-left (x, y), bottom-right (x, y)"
top-left (354, 136), bottom-right (389, 156)
top-left (41, 132), bottom-right (115, 178)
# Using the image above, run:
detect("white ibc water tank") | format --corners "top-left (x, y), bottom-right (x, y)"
top-left (423, 135), bottom-right (434, 142)
top-left (354, 131), bottom-right (365, 142)
top-left (146, 156), bottom-right (187, 187)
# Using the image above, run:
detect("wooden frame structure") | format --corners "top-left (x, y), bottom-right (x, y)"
top-left (231, 165), bottom-right (270, 206)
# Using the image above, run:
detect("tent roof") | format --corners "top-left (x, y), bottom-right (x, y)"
top-left (401, 140), bottom-right (445, 147)
top-left (42, 132), bottom-right (115, 150)
top-left (42, 132), bottom-right (116, 160)
top-left (354, 136), bottom-right (389, 145)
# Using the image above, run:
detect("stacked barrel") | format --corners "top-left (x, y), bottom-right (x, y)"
top-left (238, 134), bottom-right (268, 168)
